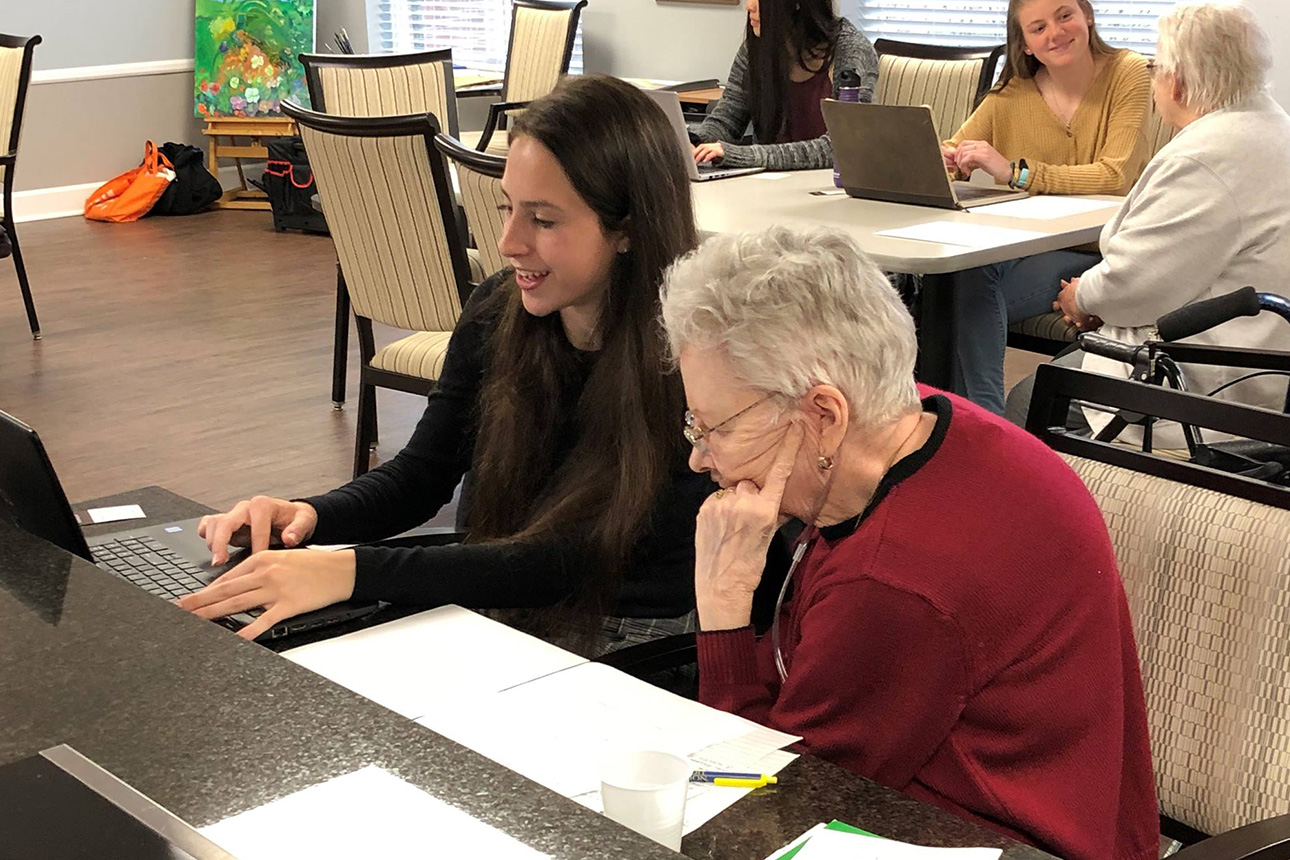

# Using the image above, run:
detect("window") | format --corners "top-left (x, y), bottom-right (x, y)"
top-left (847, 0), bottom-right (1177, 56)
top-left (367, 0), bottom-right (583, 73)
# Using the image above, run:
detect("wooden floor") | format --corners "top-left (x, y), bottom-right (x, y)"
top-left (0, 211), bottom-right (1045, 513)
top-left (0, 211), bottom-right (426, 510)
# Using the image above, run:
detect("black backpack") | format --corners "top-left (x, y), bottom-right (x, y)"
top-left (150, 142), bottom-right (223, 216)
top-left (261, 137), bottom-right (329, 235)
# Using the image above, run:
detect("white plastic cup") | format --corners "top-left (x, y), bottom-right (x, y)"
top-left (599, 750), bottom-right (691, 851)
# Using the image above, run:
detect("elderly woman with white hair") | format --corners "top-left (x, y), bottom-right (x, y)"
top-left (660, 224), bottom-right (1158, 860)
top-left (1007, 0), bottom-right (1290, 436)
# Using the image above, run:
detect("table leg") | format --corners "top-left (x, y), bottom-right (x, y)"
top-left (916, 272), bottom-right (956, 390)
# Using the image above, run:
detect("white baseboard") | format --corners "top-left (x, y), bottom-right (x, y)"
top-left (31, 59), bottom-right (195, 86)
top-left (11, 165), bottom-right (255, 224)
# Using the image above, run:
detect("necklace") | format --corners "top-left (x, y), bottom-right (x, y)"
top-left (770, 412), bottom-right (932, 680)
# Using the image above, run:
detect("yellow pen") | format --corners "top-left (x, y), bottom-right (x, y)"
top-left (711, 777), bottom-right (772, 788)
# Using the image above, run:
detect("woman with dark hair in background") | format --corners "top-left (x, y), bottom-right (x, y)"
top-left (941, 0), bottom-right (1152, 415)
top-left (690, 0), bottom-right (878, 171)
top-left (180, 76), bottom-right (710, 654)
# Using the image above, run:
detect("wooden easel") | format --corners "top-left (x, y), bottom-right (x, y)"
top-left (202, 116), bottom-right (298, 210)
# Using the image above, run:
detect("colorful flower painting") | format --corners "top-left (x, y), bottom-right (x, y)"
top-left (194, 0), bottom-right (315, 118)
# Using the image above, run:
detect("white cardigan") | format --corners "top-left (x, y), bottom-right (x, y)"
top-left (1076, 92), bottom-right (1290, 444)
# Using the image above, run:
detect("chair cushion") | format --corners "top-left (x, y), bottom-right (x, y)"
top-left (1009, 311), bottom-right (1078, 343)
top-left (370, 330), bottom-right (453, 380)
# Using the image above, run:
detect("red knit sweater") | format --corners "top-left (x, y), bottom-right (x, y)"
top-left (698, 392), bottom-right (1158, 860)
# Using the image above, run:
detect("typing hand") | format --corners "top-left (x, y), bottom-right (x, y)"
top-left (176, 548), bottom-right (357, 641)
top-left (198, 496), bottom-right (319, 565)
top-left (693, 142), bottom-right (725, 164)
top-left (940, 143), bottom-right (960, 175)
top-left (694, 421), bottom-right (805, 631)
top-left (1054, 277), bottom-right (1101, 332)
top-left (952, 140), bottom-right (1012, 185)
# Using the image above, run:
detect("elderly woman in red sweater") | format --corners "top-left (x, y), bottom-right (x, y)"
top-left (659, 224), bottom-right (1157, 860)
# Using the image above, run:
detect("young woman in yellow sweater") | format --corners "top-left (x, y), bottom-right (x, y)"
top-left (942, 0), bottom-right (1151, 414)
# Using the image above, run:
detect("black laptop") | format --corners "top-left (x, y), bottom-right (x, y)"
top-left (0, 409), bottom-right (379, 640)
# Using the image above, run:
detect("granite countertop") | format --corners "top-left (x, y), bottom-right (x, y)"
top-left (0, 516), bottom-right (1054, 859)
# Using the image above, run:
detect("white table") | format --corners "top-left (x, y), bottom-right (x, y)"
top-left (692, 170), bottom-right (1122, 386)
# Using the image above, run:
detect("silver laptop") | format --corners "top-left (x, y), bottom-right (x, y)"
top-left (644, 89), bottom-right (764, 182)
top-left (822, 100), bottom-right (1028, 210)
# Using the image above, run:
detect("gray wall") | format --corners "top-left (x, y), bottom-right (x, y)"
top-left (12, 0), bottom-right (362, 193)
top-left (582, 0), bottom-right (745, 81)
top-left (1246, 0), bottom-right (1289, 107)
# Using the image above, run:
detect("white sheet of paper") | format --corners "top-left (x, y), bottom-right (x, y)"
top-left (283, 605), bottom-right (587, 719)
top-left (875, 221), bottom-right (1048, 249)
top-left (757, 172), bottom-right (790, 180)
top-left (791, 828), bottom-right (1002, 860)
top-left (414, 661), bottom-right (799, 800)
top-left (767, 823), bottom-right (829, 860)
top-left (969, 195), bottom-right (1121, 220)
top-left (200, 765), bottom-right (548, 859)
top-left (86, 504), bottom-right (146, 524)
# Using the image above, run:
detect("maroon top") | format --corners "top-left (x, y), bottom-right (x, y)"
top-left (698, 389), bottom-right (1159, 860)
top-left (779, 66), bottom-right (832, 143)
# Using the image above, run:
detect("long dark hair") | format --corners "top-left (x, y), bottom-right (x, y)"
top-left (747, 0), bottom-right (841, 143)
top-left (467, 75), bottom-right (697, 617)
top-left (994, 0), bottom-right (1116, 92)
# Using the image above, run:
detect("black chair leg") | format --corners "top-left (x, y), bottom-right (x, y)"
top-left (353, 379), bottom-right (377, 478)
top-left (356, 317), bottom-right (379, 447)
top-left (6, 220), bottom-right (40, 339)
top-left (332, 265), bottom-right (349, 410)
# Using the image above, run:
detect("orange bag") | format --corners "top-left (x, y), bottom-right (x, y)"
top-left (84, 141), bottom-right (177, 223)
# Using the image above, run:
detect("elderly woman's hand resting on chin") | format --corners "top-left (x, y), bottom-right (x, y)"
top-left (177, 494), bottom-right (357, 640)
top-left (694, 422), bottom-right (804, 631)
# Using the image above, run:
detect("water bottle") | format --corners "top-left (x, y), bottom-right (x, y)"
top-left (833, 69), bottom-right (864, 188)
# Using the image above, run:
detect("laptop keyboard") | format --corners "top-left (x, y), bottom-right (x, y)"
top-left (92, 536), bottom-right (260, 617)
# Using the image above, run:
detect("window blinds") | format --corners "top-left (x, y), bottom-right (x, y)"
top-left (367, 0), bottom-right (583, 72)
top-left (851, 1), bottom-right (1177, 55)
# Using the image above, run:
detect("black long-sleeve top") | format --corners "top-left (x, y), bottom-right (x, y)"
top-left (303, 274), bottom-right (711, 618)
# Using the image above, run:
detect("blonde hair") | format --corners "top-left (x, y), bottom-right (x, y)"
top-left (1157, 1), bottom-right (1271, 114)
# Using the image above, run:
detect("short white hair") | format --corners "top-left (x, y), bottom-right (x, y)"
top-left (1157, 1), bottom-right (1272, 114)
top-left (660, 225), bottom-right (920, 429)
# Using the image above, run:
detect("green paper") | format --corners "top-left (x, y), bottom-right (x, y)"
top-left (775, 820), bottom-right (883, 859)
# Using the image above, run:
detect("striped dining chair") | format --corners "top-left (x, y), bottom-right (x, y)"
top-left (282, 102), bottom-right (474, 477)
top-left (299, 48), bottom-right (460, 137)
top-left (434, 134), bottom-right (507, 283)
top-left (460, 0), bottom-right (586, 153)
top-left (874, 39), bottom-right (1004, 142)
top-left (0, 34), bottom-right (42, 339)
top-left (298, 49), bottom-right (468, 409)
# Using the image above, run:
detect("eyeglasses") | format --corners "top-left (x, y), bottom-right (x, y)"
top-left (1145, 59), bottom-right (1157, 76)
top-left (683, 394), bottom-right (776, 454)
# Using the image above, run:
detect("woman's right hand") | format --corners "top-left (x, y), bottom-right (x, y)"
top-left (198, 496), bottom-right (319, 565)
top-left (940, 144), bottom-right (960, 175)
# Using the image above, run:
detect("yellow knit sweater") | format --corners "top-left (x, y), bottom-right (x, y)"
top-left (947, 50), bottom-right (1151, 195)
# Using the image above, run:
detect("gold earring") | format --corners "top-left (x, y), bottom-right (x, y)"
top-left (817, 455), bottom-right (834, 471)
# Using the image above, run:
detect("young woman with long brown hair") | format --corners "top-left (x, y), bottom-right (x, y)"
top-left (690, 0), bottom-right (879, 171)
top-left (180, 76), bottom-right (709, 652)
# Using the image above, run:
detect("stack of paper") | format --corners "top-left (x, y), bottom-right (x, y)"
top-left (413, 660), bottom-right (800, 832)
top-left (874, 222), bottom-right (1048, 250)
top-left (769, 821), bottom-right (1003, 860)
top-left (284, 605), bottom-right (587, 719)
top-left (286, 606), bottom-right (800, 835)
